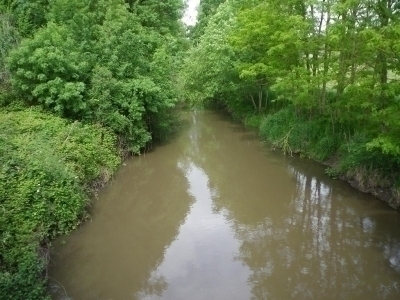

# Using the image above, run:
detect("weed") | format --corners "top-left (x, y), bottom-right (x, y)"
top-left (325, 167), bottom-right (338, 179)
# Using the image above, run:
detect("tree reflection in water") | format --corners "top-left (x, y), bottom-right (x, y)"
top-left (135, 274), bottom-right (168, 299)
top-left (51, 111), bottom-right (400, 300)
top-left (191, 112), bottom-right (400, 299)
top-left (228, 166), bottom-right (400, 299)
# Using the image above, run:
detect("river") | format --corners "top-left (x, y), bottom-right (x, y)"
top-left (49, 110), bottom-right (400, 300)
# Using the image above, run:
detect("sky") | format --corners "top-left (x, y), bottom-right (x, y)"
top-left (182, 0), bottom-right (200, 26)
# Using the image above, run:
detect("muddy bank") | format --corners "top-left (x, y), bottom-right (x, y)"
top-left (317, 156), bottom-right (399, 210)
top-left (263, 148), bottom-right (400, 211)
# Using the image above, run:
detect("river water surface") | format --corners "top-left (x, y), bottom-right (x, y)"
top-left (49, 111), bottom-right (400, 300)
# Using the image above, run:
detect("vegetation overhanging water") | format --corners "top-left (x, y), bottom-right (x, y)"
top-left (1, 0), bottom-right (400, 299)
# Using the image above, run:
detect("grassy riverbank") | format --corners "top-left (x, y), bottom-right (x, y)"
top-left (202, 99), bottom-right (400, 209)
top-left (249, 108), bottom-right (400, 209)
top-left (0, 108), bottom-right (121, 299)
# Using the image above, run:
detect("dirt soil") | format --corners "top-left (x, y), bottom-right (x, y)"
top-left (322, 155), bottom-right (400, 211)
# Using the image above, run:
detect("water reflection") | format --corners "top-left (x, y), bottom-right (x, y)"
top-left (245, 177), bottom-right (397, 297)
top-left (137, 161), bottom-right (251, 300)
top-left (49, 127), bottom-right (195, 300)
top-left (230, 170), bottom-right (400, 299)
top-left (190, 112), bottom-right (400, 299)
top-left (136, 112), bottom-right (251, 299)
top-left (50, 111), bottom-right (400, 300)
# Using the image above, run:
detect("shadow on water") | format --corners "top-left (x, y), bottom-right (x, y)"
top-left (143, 112), bottom-right (192, 154)
top-left (49, 110), bottom-right (400, 300)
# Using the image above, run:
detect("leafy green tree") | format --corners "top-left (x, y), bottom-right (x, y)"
top-left (229, 0), bottom-right (309, 113)
top-left (189, 0), bottom-right (226, 42)
top-left (181, 1), bottom-right (240, 110)
top-left (0, 0), bottom-right (49, 36)
top-left (7, 22), bottom-right (89, 116)
top-left (7, 0), bottom-right (186, 151)
top-left (127, 0), bottom-right (184, 34)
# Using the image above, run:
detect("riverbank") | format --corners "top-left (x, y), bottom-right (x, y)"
top-left (0, 108), bottom-right (121, 299)
top-left (0, 105), bottom-right (182, 299)
top-left (48, 110), bottom-right (400, 300)
top-left (242, 108), bottom-right (400, 210)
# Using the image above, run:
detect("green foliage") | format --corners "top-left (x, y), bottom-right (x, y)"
top-left (6, 22), bottom-right (89, 116)
top-left (181, 0), bottom-right (285, 115)
top-left (181, 1), bottom-right (242, 108)
top-left (0, 10), bottom-right (19, 72)
top-left (0, 109), bottom-right (120, 299)
top-left (244, 114), bottom-right (262, 128)
top-left (189, 0), bottom-right (226, 42)
top-left (0, 9), bottom-right (19, 99)
top-left (325, 167), bottom-right (339, 179)
top-left (1, 0), bottom-right (185, 296)
top-left (339, 132), bottom-right (400, 174)
top-left (259, 109), bottom-right (294, 145)
top-left (6, 0), bottom-right (185, 152)
top-left (229, 1), bottom-right (307, 85)
top-left (260, 108), bottom-right (338, 161)
top-left (0, 0), bottom-right (49, 36)
top-left (129, 0), bottom-right (184, 35)
top-left (0, 251), bottom-right (49, 300)
top-left (183, 0), bottom-right (400, 202)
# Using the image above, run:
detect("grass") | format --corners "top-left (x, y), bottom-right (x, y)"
top-left (258, 107), bottom-right (400, 209)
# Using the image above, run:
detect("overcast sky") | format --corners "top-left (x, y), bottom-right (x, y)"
top-left (182, 0), bottom-right (200, 26)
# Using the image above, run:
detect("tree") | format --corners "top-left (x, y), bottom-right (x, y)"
top-left (229, 0), bottom-right (309, 113)
top-left (7, 0), bottom-right (186, 151)
top-left (0, 8), bottom-right (19, 91)
top-left (181, 1), bottom-right (241, 111)
top-left (0, 0), bottom-right (49, 36)
top-left (189, 0), bottom-right (226, 42)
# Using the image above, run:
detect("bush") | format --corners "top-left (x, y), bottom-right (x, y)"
top-left (338, 133), bottom-right (400, 184)
top-left (6, 1), bottom-right (182, 153)
top-left (244, 114), bottom-right (263, 128)
top-left (259, 108), bottom-right (294, 142)
top-left (259, 107), bottom-right (400, 199)
top-left (0, 108), bottom-right (120, 299)
top-left (259, 108), bottom-right (338, 160)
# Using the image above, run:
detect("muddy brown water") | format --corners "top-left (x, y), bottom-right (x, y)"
top-left (49, 111), bottom-right (400, 300)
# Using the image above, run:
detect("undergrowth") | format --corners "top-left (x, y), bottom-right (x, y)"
top-left (259, 108), bottom-right (400, 207)
top-left (259, 108), bottom-right (338, 161)
top-left (0, 108), bottom-right (120, 299)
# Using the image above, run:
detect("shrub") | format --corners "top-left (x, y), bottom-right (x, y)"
top-left (0, 108), bottom-right (120, 299)
top-left (259, 108), bottom-right (338, 160)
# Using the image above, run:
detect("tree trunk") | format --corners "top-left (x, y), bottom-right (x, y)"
top-left (377, 0), bottom-right (389, 107)
top-left (321, 0), bottom-right (331, 112)
top-left (249, 93), bottom-right (257, 112)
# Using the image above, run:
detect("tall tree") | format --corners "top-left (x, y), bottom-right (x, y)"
top-left (189, 0), bottom-right (226, 42)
